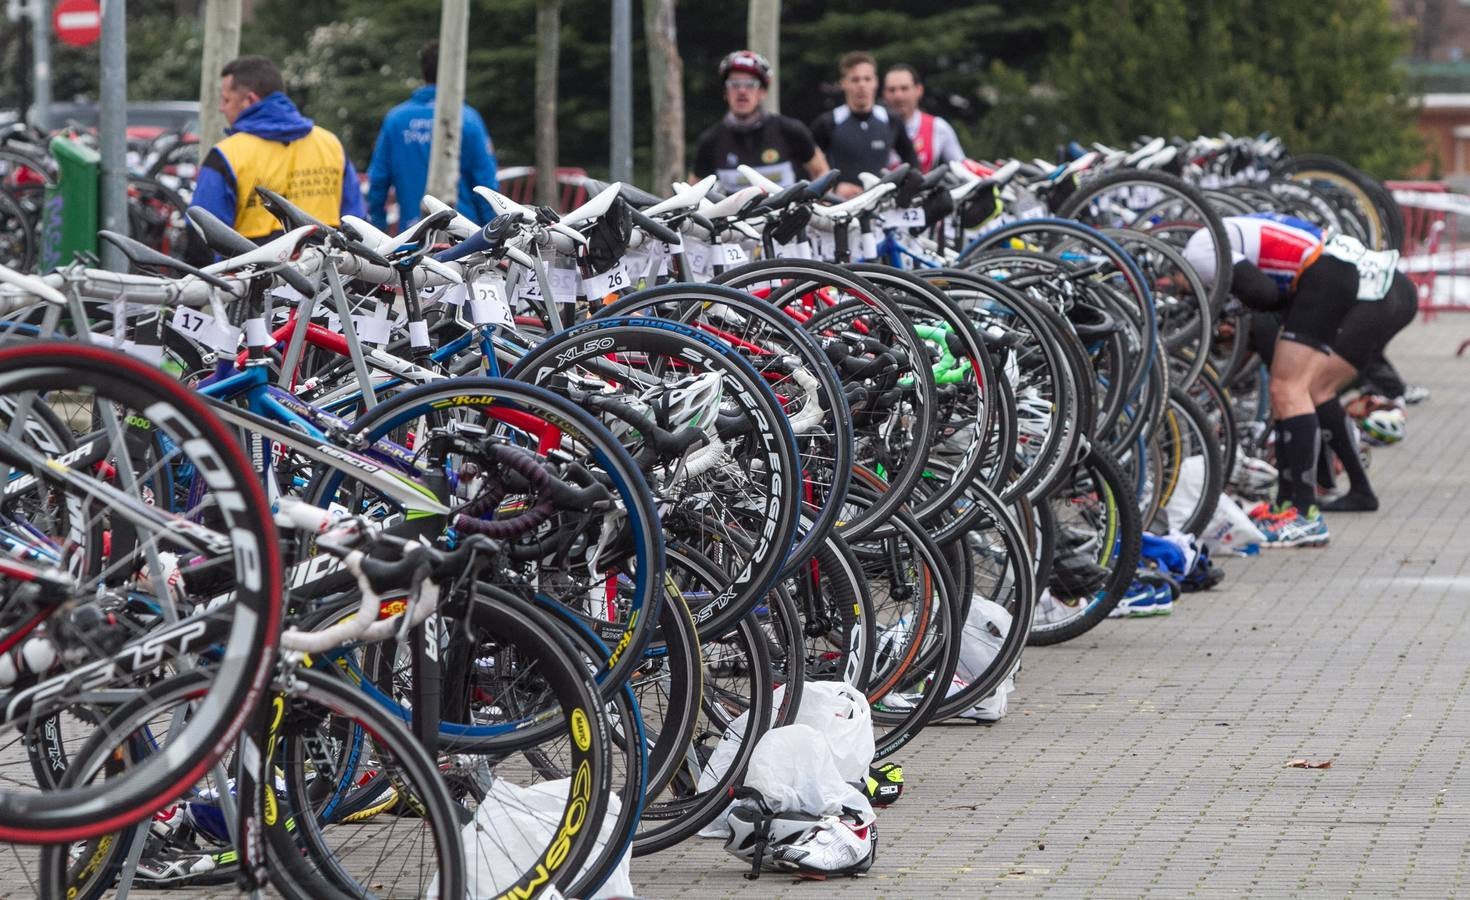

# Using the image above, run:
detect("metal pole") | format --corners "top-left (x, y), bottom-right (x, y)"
top-left (196, 0), bottom-right (241, 162)
top-left (98, 0), bottom-right (126, 272)
top-left (30, 0), bottom-right (51, 129)
top-left (610, 0), bottom-right (632, 183)
top-left (425, 0), bottom-right (468, 207)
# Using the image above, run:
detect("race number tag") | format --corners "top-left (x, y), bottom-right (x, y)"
top-left (270, 285), bottom-right (307, 304)
top-left (813, 230), bottom-right (837, 261)
top-left (623, 249), bottom-right (659, 282)
top-left (684, 240), bottom-right (713, 277)
top-left (582, 261), bottom-right (632, 297)
top-left (775, 239), bottom-right (812, 260)
top-left (1323, 235), bottom-right (1399, 301)
top-left (434, 283), bottom-right (467, 307)
top-left (547, 266), bottom-right (581, 302)
top-left (514, 271), bottom-right (544, 304)
top-left (170, 305), bottom-right (241, 353)
top-left (328, 300), bottom-right (393, 344)
top-left (881, 207), bottom-right (926, 229)
top-left (469, 277), bottom-right (514, 328)
top-left (717, 243), bottom-right (749, 267)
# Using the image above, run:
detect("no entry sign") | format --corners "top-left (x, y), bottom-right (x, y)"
top-left (53, 0), bottom-right (102, 47)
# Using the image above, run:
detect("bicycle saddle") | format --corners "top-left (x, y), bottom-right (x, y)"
top-left (97, 229), bottom-right (237, 292)
top-left (255, 186), bottom-right (331, 233)
top-left (644, 175), bottom-right (716, 217)
top-left (582, 179), bottom-right (663, 210)
top-left (203, 224), bottom-right (320, 277)
top-left (419, 195), bottom-right (480, 238)
top-left (186, 208), bottom-right (318, 297)
top-left (560, 181), bottom-right (624, 228)
top-left (700, 185), bottom-right (765, 221)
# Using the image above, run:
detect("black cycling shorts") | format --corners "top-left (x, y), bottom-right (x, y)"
top-left (1330, 271), bottom-right (1418, 370)
top-left (1250, 268), bottom-right (1416, 373)
top-left (1280, 255), bottom-right (1359, 354)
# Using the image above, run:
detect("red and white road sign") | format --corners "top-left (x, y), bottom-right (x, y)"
top-left (53, 0), bottom-right (101, 47)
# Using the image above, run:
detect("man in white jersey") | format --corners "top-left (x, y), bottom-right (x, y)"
top-left (1186, 213), bottom-right (1372, 548)
top-left (881, 64), bottom-right (964, 173)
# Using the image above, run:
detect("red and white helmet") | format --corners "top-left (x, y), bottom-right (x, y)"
top-left (720, 50), bottom-right (772, 87)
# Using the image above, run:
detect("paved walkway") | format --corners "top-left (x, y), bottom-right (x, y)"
top-left (1, 320), bottom-right (1467, 898)
top-left (634, 320), bottom-right (1470, 898)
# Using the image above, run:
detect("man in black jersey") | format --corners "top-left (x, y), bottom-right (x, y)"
top-left (693, 51), bottom-right (830, 194)
top-left (810, 52), bottom-right (919, 199)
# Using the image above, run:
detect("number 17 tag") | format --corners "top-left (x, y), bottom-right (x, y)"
top-left (170, 305), bottom-right (241, 353)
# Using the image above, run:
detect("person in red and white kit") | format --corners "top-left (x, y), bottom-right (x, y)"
top-left (881, 64), bottom-right (965, 173)
top-left (1185, 213), bottom-right (1416, 546)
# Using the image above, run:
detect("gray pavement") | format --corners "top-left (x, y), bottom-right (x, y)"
top-left (634, 320), bottom-right (1470, 898)
top-left (3, 319), bottom-right (1468, 898)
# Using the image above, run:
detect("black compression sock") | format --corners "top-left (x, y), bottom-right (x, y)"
top-left (1316, 398), bottom-right (1376, 500)
top-left (1275, 413), bottom-right (1321, 512)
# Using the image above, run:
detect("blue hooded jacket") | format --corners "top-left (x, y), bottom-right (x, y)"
top-left (366, 85), bottom-right (498, 231)
top-left (190, 92), bottom-right (365, 233)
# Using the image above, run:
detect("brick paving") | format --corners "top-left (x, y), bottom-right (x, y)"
top-left (2, 320), bottom-right (1468, 898)
top-left (632, 320), bottom-right (1470, 899)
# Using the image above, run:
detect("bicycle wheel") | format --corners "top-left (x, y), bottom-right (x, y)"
top-left (713, 259), bottom-right (939, 539)
top-left (598, 281), bottom-right (853, 571)
top-left (507, 317), bottom-right (801, 639)
top-left (38, 666), bottom-right (469, 900)
top-left (306, 376), bottom-right (665, 697)
top-left (633, 611), bottom-right (774, 855)
top-left (1029, 445), bottom-right (1143, 645)
top-left (0, 342), bottom-right (281, 845)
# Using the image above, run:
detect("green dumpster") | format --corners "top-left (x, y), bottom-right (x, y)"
top-left (39, 137), bottom-right (100, 271)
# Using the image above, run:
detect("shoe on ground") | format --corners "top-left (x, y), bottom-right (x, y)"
top-left (1261, 505), bottom-right (1329, 548)
top-left (769, 814), bottom-right (876, 877)
top-left (1109, 579), bottom-right (1174, 617)
top-left (1320, 491), bottom-right (1378, 513)
top-left (863, 763), bottom-right (904, 806)
top-left (1248, 501), bottom-right (1295, 528)
top-left (1403, 384), bottom-right (1430, 405)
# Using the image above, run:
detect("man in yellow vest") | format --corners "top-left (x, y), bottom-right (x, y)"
top-left (190, 55), bottom-right (365, 242)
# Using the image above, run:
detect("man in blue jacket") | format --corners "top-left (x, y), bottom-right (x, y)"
top-left (367, 41), bottom-right (499, 232)
top-left (190, 55), bottom-right (365, 241)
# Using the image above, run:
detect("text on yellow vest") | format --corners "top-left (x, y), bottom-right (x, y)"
top-left (216, 126), bottom-right (345, 239)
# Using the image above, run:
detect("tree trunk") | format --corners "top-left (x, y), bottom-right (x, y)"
top-left (426, 0), bottom-right (469, 206)
top-left (746, 0), bottom-right (780, 114)
top-left (644, 0), bottom-right (684, 194)
top-left (196, 0), bottom-right (241, 162)
top-left (535, 0), bottom-right (562, 209)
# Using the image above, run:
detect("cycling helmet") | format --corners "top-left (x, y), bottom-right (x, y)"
top-left (1182, 228), bottom-right (1222, 284)
top-left (656, 371), bottom-right (724, 431)
top-left (1361, 408), bottom-right (1405, 445)
top-left (720, 50), bottom-right (772, 87)
top-left (724, 803), bottom-right (825, 866)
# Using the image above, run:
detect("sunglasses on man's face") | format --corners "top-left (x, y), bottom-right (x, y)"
top-left (726, 78), bottom-right (762, 91)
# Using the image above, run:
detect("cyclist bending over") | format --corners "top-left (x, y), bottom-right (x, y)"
top-left (1185, 213), bottom-right (1407, 545)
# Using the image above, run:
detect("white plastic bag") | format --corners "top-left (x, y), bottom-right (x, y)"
top-left (791, 681), bottom-right (875, 781)
top-left (1202, 492), bottom-right (1265, 553)
top-left (743, 724), bottom-right (874, 820)
top-left (433, 778), bottom-right (632, 900)
top-left (950, 596), bottom-right (1019, 721)
top-left (1163, 455), bottom-right (1206, 532)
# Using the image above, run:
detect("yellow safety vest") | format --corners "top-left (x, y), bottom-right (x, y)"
top-left (215, 126), bottom-right (346, 240)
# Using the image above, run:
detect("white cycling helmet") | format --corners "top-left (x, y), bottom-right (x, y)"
top-left (1361, 408), bottom-right (1405, 445)
top-left (1182, 228), bottom-right (1222, 284)
top-left (724, 803), bottom-right (825, 866)
top-left (1182, 221), bottom-right (1246, 286)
